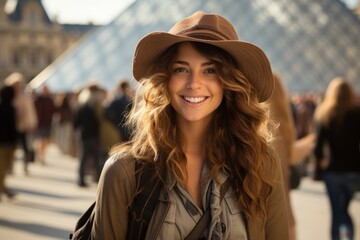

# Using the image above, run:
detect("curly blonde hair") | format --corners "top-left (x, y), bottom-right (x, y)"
top-left (112, 42), bottom-right (277, 219)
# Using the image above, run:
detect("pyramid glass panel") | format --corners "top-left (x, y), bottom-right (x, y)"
top-left (30, 0), bottom-right (360, 95)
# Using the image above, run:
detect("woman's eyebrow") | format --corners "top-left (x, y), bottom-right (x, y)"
top-left (171, 60), bottom-right (214, 66)
top-left (201, 61), bottom-right (215, 67)
top-left (172, 60), bottom-right (188, 66)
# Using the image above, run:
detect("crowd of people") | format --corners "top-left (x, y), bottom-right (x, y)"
top-left (0, 73), bottom-right (135, 192)
top-left (0, 66), bottom-right (358, 240)
top-left (0, 11), bottom-right (359, 240)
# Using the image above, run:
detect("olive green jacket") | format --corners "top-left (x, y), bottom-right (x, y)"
top-left (91, 155), bottom-right (289, 240)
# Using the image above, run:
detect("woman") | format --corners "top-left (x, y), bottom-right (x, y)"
top-left (267, 73), bottom-right (297, 240)
top-left (92, 11), bottom-right (288, 239)
top-left (313, 77), bottom-right (360, 240)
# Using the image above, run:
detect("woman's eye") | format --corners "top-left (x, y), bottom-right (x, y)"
top-left (173, 67), bottom-right (187, 73)
top-left (205, 67), bottom-right (217, 74)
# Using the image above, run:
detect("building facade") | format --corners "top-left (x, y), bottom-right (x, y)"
top-left (0, 0), bottom-right (96, 83)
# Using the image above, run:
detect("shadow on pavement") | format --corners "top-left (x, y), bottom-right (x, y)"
top-left (0, 218), bottom-right (70, 239)
top-left (13, 200), bottom-right (87, 217)
top-left (11, 188), bottom-right (80, 199)
top-left (24, 174), bottom-right (76, 185)
top-left (11, 186), bottom-right (96, 201)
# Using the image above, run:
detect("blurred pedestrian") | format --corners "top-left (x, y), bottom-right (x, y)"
top-left (313, 77), bottom-right (360, 240)
top-left (53, 93), bottom-right (74, 156)
top-left (4, 72), bottom-right (38, 174)
top-left (73, 84), bottom-right (102, 187)
top-left (34, 85), bottom-right (55, 165)
top-left (0, 85), bottom-right (18, 200)
top-left (105, 79), bottom-right (134, 142)
top-left (97, 89), bottom-right (121, 176)
top-left (267, 73), bottom-right (298, 240)
top-left (268, 73), bottom-right (315, 240)
top-left (292, 94), bottom-right (313, 139)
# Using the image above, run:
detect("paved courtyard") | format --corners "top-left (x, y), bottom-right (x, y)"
top-left (0, 144), bottom-right (359, 240)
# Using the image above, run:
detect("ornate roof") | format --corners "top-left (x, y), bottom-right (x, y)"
top-left (8, 0), bottom-right (52, 24)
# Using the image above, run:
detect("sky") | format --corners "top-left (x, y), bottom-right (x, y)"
top-left (6, 0), bottom-right (135, 24)
top-left (41, 0), bottom-right (358, 24)
top-left (4, 0), bottom-right (358, 24)
top-left (43, 0), bottom-right (135, 24)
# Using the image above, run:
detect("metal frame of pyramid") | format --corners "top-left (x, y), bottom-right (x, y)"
top-left (29, 0), bottom-right (360, 95)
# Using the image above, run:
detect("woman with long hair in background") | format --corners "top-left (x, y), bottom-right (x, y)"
top-left (314, 77), bottom-right (360, 240)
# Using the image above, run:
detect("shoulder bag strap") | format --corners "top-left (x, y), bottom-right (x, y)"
top-left (126, 161), bottom-right (163, 240)
top-left (184, 178), bottom-right (232, 240)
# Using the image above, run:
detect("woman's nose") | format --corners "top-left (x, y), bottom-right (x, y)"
top-left (186, 72), bottom-right (201, 89)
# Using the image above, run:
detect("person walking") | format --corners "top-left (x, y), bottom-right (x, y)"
top-left (91, 11), bottom-right (288, 239)
top-left (4, 72), bottom-right (38, 174)
top-left (34, 85), bottom-right (55, 165)
top-left (53, 93), bottom-right (74, 156)
top-left (105, 79), bottom-right (134, 142)
top-left (73, 84), bottom-right (102, 187)
top-left (0, 86), bottom-right (18, 200)
top-left (313, 77), bottom-right (360, 240)
top-left (97, 91), bottom-right (121, 179)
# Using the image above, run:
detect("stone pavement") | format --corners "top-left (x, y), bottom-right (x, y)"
top-left (0, 145), bottom-right (97, 240)
top-left (0, 144), bottom-right (359, 240)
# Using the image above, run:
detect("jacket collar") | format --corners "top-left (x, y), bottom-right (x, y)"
top-left (164, 163), bottom-right (231, 191)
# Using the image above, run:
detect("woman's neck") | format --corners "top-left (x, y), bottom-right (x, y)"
top-left (178, 120), bottom-right (208, 157)
top-left (178, 121), bottom-right (208, 209)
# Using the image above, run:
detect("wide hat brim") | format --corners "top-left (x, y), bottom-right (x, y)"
top-left (133, 32), bottom-right (274, 102)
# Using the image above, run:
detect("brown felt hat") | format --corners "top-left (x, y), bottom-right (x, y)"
top-left (133, 11), bottom-right (274, 102)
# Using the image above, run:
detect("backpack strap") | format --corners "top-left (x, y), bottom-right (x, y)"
top-left (70, 160), bottom-right (163, 240)
top-left (126, 161), bottom-right (163, 240)
top-left (69, 201), bottom-right (95, 239)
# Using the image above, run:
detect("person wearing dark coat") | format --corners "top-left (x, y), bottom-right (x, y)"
top-left (105, 79), bottom-right (134, 142)
top-left (0, 86), bottom-right (18, 200)
top-left (73, 85), bottom-right (102, 187)
top-left (34, 85), bottom-right (55, 165)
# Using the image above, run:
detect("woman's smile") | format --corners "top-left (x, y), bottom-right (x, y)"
top-left (182, 96), bottom-right (208, 104)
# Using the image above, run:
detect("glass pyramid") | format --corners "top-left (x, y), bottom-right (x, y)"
top-left (29, 0), bottom-right (360, 95)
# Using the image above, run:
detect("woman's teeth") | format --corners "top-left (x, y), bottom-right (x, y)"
top-left (184, 96), bottom-right (206, 103)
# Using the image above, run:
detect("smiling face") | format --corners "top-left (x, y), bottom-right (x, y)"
top-left (168, 42), bottom-right (224, 125)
